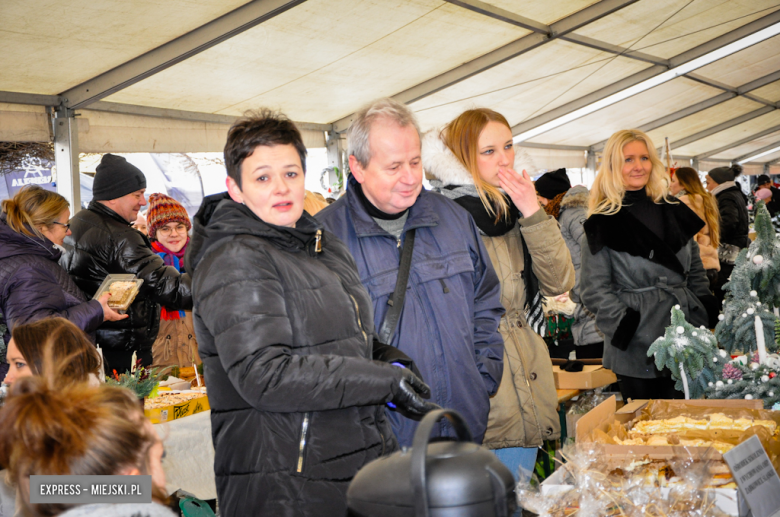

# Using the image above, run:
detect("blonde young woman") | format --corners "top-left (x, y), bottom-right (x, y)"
top-left (670, 167), bottom-right (721, 292)
top-left (423, 108), bottom-right (574, 480)
top-left (580, 130), bottom-right (717, 401)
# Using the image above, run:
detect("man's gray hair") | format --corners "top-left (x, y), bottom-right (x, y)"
top-left (347, 98), bottom-right (421, 168)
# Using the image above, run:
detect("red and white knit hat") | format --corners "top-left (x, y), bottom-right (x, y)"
top-left (146, 193), bottom-right (191, 240)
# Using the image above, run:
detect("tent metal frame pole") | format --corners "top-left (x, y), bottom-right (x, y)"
top-left (733, 140), bottom-right (780, 164)
top-left (53, 107), bottom-right (81, 213)
top-left (332, 0), bottom-right (640, 131)
top-left (59, 0), bottom-right (307, 109)
top-left (667, 106), bottom-right (776, 150)
top-left (509, 10), bottom-right (780, 138)
top-left (695, 123), bottom-right (780, 161)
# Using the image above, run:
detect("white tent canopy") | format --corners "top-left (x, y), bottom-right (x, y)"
top-left (2, 0), bottom-right (780, 207)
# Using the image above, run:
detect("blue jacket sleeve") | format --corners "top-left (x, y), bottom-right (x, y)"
top-left (467, 217), bottom-right (505, 396)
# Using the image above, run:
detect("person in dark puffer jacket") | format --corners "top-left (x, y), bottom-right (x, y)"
top-left (186, 109), bottom-right (436, 517)
top-left (0, 186), bottom-right (125, 381)
top-left (61, 154), bottom-right (191, 372)
top-left (705, 164), bottom-right (749, 305)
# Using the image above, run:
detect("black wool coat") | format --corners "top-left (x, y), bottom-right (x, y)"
top-left (186, 194), bottom-right (402, 517)
top-left (580, 199), bottom-right (718, 379)
top-left (61, 201), bottom-right (192, 360)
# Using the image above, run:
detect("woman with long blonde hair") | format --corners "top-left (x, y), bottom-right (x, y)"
top-left (670, 167), bottom-right (721, 291)
top-left (580, 130), bottom-right (717, 401)
top-left (423, 107), bottom-right (574, 480)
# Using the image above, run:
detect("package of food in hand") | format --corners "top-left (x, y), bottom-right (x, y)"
top-left (93, 274), bottom-right (144, 312)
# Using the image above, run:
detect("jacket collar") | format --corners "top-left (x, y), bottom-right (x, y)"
top-left (345, 175), bottom-right (438, 237)
top-left (88, 200), bottom-right (133, 225)
top-left (0, 212), bottom-right (61, 261)
top-left (711, 181), bottom-right (737, 197)
top-left (583, 200), bottom-right (704, 276)
top-left (187, 193), bottom-right (323, 271)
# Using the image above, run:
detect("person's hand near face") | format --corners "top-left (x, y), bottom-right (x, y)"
top-left (226, 144), bottom-right (306, 228)
top-left (4, 338), bottom-right (31, 386)
top-left (621, 140), bottom-right (652, 191)
top-left (475, 121), bottom-right (540, 217)
top-left (349, 118), bottom-right (423, 215)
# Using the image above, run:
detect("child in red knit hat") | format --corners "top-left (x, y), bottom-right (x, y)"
top-left (146, 193), bottom-right (200, 369)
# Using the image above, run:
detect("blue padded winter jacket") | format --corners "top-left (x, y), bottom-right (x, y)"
top-left (317, 179), bottom-right (504, 446)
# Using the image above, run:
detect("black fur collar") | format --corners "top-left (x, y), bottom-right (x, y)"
top-left (583, 200), bottom-right (704, 275)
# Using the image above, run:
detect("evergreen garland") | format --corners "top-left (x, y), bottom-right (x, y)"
top-left (744, 202), bottom-right (780, 307)
top-left (648, 305), bottom-right (720, 399)
top-left (705, 352), bottom-right (780, 408)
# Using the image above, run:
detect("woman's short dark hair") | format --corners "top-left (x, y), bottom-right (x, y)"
top-left (224, 108), bottom-right (307, 189)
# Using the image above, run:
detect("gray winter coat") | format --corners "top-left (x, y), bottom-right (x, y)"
top-left (580, 200), bottom-right (718, 378)
top-left (558, 187), bottom-right (603, 347)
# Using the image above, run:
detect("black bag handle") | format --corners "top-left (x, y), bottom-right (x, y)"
top-left (410, 409), bottom-right (473, 517)
top-left (377, 229), bottom-right (416, 345)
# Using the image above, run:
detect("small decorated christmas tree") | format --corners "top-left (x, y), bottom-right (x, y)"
top-left (648, 305), bottom-right (720, 399)
top-left (742, 202), bottom-right (780, 309)
top-left (705, 351), bottom-right (780, 408)
top-left (715, 274), bottom-right (776, 361)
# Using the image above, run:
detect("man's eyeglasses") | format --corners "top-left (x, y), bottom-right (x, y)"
top-left (51, 221), bottom-right (71, 230)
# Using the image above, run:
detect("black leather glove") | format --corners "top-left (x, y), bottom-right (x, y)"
top-left (373, 339), bottom-right (423, 380)
top-left (391, 369), bottom-right (440, 419)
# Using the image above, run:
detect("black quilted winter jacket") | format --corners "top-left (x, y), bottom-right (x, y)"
top-left (61, 201), bottom-right (192, 364)
top-left (0, 213), bottom-right (103, 347)
top-left (185, 194), bottom-right (402, 517)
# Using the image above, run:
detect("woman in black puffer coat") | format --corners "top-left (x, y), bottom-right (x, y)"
top-left (0, 187), bottom-right (124, 381)
top-left (186, 110), bottom-right (436, 517)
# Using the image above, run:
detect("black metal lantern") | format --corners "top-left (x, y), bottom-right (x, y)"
top-left (347, 409), bottom-right (516, 517)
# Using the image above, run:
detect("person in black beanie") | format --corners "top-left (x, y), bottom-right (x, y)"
top-left (535, 168), bottom-right (571, 219)
top-left (61, 154), bottom-right (192, 372)
top-left (705, 163), bottom-right (749, 304)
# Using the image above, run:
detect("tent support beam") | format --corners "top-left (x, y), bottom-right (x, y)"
top-left (59, 0), bottom-right (307, 110)
top-left (734, 140), bottom-right (780, 164)
top-left (517, 142), bottom-right (589, 151)
top-left (669, 106), bottom-right (776, 150)
top-left (509, 10), bottom-right (780, 139)
top-left (0, 91), bottom-right (62, 106)
top-left (590, 69), bottom-right (780, 151)
top-left (53, 107), bottom-right (81, 213)
top-left (82, 101), bottom-right (332, 132)
top-left (695, 124), bottom-right (780, 161)
top-left (332, 0), bottom-right (640, 131)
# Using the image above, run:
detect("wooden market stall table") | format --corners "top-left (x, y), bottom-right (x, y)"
top-left (153, 410), bottom-right (216, 501)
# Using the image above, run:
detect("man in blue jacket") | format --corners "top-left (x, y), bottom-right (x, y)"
top-left (317, 98), bottom-right (504, 446)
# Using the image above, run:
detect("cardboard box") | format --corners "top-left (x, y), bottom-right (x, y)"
top-left (144, 393), bottom-right (210, 424)
top-left (552, 364), bottom-right (617, 390)
top-left (576, 396), bottom-right (762, 459)
top-left (540, 467), bottom-right (748, 516)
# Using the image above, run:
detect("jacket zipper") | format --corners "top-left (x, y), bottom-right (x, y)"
top-left (297, 412), bottom-right (310, 473)
top-left (314, 230), bottom-right (322, 253)
top-left (349, 294), bottom-right (370, 352)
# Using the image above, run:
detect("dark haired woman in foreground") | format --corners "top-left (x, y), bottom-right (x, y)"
top-left (186, 109), bottom-right (436, 516)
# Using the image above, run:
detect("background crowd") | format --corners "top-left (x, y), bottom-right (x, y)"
top-left (0, 95), bottom-right (757, 516)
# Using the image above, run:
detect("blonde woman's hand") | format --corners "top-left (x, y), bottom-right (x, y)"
top-left (98, 292), bottom-right (129, 322)
top-left (498, 168), bottom-right (540, 218)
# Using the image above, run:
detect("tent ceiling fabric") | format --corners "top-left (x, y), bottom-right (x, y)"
top-left (2, 0), bottom-right (780, 165)
top-left (574, 0), bottom-right (780, 59)
top-left (411, 39), bottom-right (650, 130)
top-left (104, 0), bottom-right (530, 122)
top-left (0, 0), bottom-right (251, 94)
top-left (525, 76), bottom-right (721, 146)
